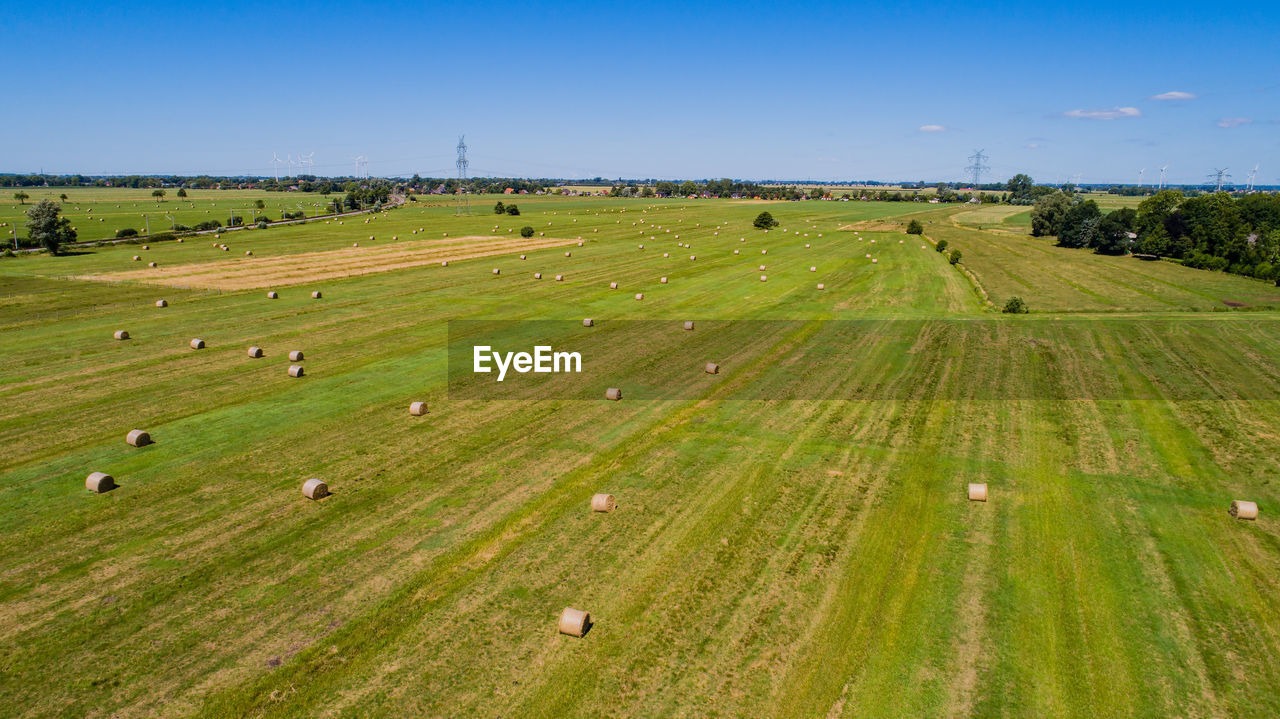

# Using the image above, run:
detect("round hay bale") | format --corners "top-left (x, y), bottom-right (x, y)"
top-left (493, 268), bottom-right (500, 275)
top-left (968, 483), bottom-right (988, 502)
top-left (302, 478), bottom-right (328, 500)
top-left (817, 283), bottom-right (825, 290)
top-left (690, 255), bottom-right (696, 260)
top-left (311, 291), bottom-right (322, 299)
top-left (520, 254), bottom-right (526, 260)
top-left (760, 275), bottom-right (768, 282)
top-left (810, 266), bottom-right (816, 272)
top-left (148, 261), bottom-right (157, 267)
top-left (865, 253), bottom-right (871, 258)
top-left (353, 242), bottom-right (359, 247)
top-left (605, 387), bottom-right (622, 401)
top-left (583, 318), bottom-right (594, 327)
top-left (533, 272), bottom-right (542, 279)
top-left (660, 277), bottom-right (668, 284)
top-left (409, 401), bottom-right (428, 416)
top-left (577, 241), bottom-right (584, 247)
top-left (555, 274), bottom-right (564, 281)
top-left (872, 258), bottom-right (878, 264)
top-left (133, 255), bottom-right (141, 261)
top-left (222, 246), bottom-right (229, 251)
top-left (684, 321), bottom-right (694, 330)
top-left (190, 338), bottom-right (205, 349)
top-left (805, 243), bottom-right (811, 248)
top-left (705, 362), bottom-right (720, 374)
top-left (86, 471), bottom-right (116, 493)
top-left (638, 244), bottom-right (644, 249)
top-left (369, 235), bottom-right (374, 241)
top-left (565, 251), bottom-right (572, 257)
top-left (635, 293), bottom-right (644, 300)
top-left (761, 249), bottom-right (767, 254)
top-left (289, 350), bottom-right (304, 361)
top-left (609, 282), bottom-right (618, 289)
top-left (1230, 500), bottom-right (1259, 520)
top-left (247, 346), bottom-right (263, 358)
top-left (177, 238), bottom-right (183, 243)
top-left (114, 330), bottom-right (130, 340)
top-left (733, 249), bottom-right (740, 255)
top-left (267, 291), bottom-right (278, 299)
top-left (245, 250), bottom-right (252, 256)
top-left (558, 607), bottom-right (591, 637)
top-left (126, 429), bottom-right (151, 447)
top-left (441, 260), bottom-right (448, 267)
top-left (288, 365), bottom-right (305, 378)
top-left (759, 265), bottom-right (766, 271)
top-left (663, 252), bottom-right (669, 258)
top-left (591, 493), bottom-right (616, 512)
top-left (156, 299), bottom-right (167, 307)
top-left (142, 245), bottom-right (149, 250)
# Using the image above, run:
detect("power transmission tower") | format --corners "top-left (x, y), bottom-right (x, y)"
top-left (455, 135), bottom-right (470, 216)
top-left (1207, 168), bottom-right (1231, 192)
top-left (965, 150), bottom-right (989, 186)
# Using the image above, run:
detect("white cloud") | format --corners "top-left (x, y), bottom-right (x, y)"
top-left (1218, 117), bottom-right (1253, 128)
top-left (1150, 91), bottom-right (1196, 101)
top-left (918, 124), bottom-right (946, 132)
top-left (1063, 106), bottom-right (1141, 120)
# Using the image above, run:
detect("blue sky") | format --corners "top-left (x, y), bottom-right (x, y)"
top-left (2, 1), bottom-right (1278, 185)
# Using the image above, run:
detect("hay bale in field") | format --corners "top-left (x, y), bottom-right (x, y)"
top-left (267, 291), bottom-right (278, 299)
top-left (133, 255), bottom-right (141, 261)
top-left (705, 362), bottom-right (720, 374)
top-left (410, 401), bottom-right (428, 416)
top-left (760, 275), bottom-right (768, 282)
top-left (245, 250), bottom-right (253, 256)
top-left (558, 607), bottom-right (591, 637)
top-left (302, 478), bottom-right (328, 499)
top-left (555, 274), bottom-right (564, 281)
top-left (1230, 500), bottom-right (1258, 520)
top-left (520, 254), bottom-right (526, 260)
top-left (353, 242), bottom-right (359, 247)
top-left (289, 350), bottom-right (304, 361)
top-left (817, 283), bottom-right (825, 290)
top-left (114, 330), bottom-right (130, 340)
top-left (289, 364), bottom-right (305, 377)
top-left (493, 268), bottom-right (500, 275)
top-left (684, 321), bottom-right (694, 330)
top-left (591, 493), bottom-right (616, 512)
top-left (583, 318), bottom-right (594, 327)
top-left (86, 471), bottom-right (116, 493)
top-left (534, 272), bottom-right (542, 279)
top-left (190, 338), bottom-right (205, 349)
top-left (577, 241), bottom-right (584, 247)
top-left (660, 277), bottom-right (668, 284)
top-left (248, 346), bottom-right (263, 358)
top-left (609, 282), bottom-right (618, 289)
top-left (605, 387), bottom-right (622, 401)
top-left (126, 429), bottom-right (151, 447)
top-left (177, 238), bottom-right (183, 243)
top-left (805, 244), bottom-right (811, 248)
top-left (156, 299), bottom-right (168, 307)
top-left (690, 255), bottom-right (696, 260)
top-left (663, 252), bottom-right (669, 258)
top-left (872, 258), bottom-right (878, 264)
top-left (638, 244), bottom-right (644, 249)
top-left (810, 266), bottom-right (816, 272)
top-left (733, 249), bottom-right (740, 255)
top-left (634, 293), bottom-right (644, 300)
top-left (222, 246), bottom-right (229, 251)
top-left (968, 483), bottom-right (988, 502)
top-left (565, 251), bottom-right (572, 257)
top-left (759, 265), bottom-right (766, 271)
top-left (312, 291), bottom-right (322, 298)
top-left (441, 261), bottom-right (448, 267)
top-left (148, 262), bottom-right (157, 267)
top-left (142, 245), bottom-right (149, 250)
top-left (761, 249), bottom-right (767, 254)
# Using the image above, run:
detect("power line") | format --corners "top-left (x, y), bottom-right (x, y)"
top-left (964, 149), bottom-right (989, 186)
top-left (455, 135), bottom-right (470, 216)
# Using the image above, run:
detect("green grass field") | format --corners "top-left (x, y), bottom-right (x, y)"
top-left (2, 194), bottom-right (1279, 717)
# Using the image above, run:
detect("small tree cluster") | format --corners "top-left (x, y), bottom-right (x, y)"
top-left (753, 211), bottom-right (779, 230)
top-left (906, 219), bottom-right (924, 235)
top-left (520, 225), bottom-right (534, 238)
top-left (493, 201), bottom-right (506, 215)
top-left (1002, 296), bottom-right (1029, 314)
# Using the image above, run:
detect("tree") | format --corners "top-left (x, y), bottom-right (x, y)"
top-left (679, 180), bottom-right (699, 197)
top-left (1002, 296), bottom-right (1029, 314)
top-left (13, 191), bottom-right (29, 204)
top-left (935, 239), bottom-right (948, 253)
top-left (176, 188), bottom-right (187, 199)
top-left (59, 193), bottom-right (68, 202)
top-left (506, 204), bottom-right (520, 216)
top-left (1057, 200), bottom-right (1102, 248)
top-left (1006, 174), bottom-right (1035, 205)
top-left (520, 225), bottom-right (534, 238)
top-left (1095, 208), bottom-right (1137, 255)
top-left (1030, 191), bottom-right (1073, 237)
top-left (116, 228), bottom-right (138, 238)
top-left (753, 211), bottom-right (779, 230)
top-left (949, 249), bottom-right (962, 265)
top-left (152, 189), bottom-right (166, 201)
top-left (254, 199), bottom-right (265, 209)
top-left (25, 199), bottom-right (76, 254)
top-left (493, 201), bottom-right (506, 215)
top-left (906, 219), bottom-right (924, 235)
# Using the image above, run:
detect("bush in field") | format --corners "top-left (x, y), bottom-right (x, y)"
top-left (256, 221), bottom-right (268, 230)
top-left (520, 225), bottom-right (534, 238)
top-left (493, 201), bottom-right (506, 215)
top-left (116, 227), bottom-right (138, 238)
top-left (906, 219), bottom-right (924, 235)
top-left (949, 249), bottom-right (962, 265)
top-left (26, 200), bottom-right (76, 254)
top-left (194, 220), bottom-right (222, 231)
top-left (506, 204), bottom-right (521, 216)
top-left (753, 211), bottom-right (779, 230)
top-left (935, 239), bottom-right (948, 253)
top-left (1003, 296), bottom-right (1029, 314)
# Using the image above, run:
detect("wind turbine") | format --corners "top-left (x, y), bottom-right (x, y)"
top-left (299, 151), bottom-right (315, 177)
top-left (1158, 165), bottom-right (1168, 189)
top-left (271, 152), bottom-right (285, 182)
top-left (1138, 168), bottom-right (1146, 187)
top-left (352, 155), bottom-right (368, 179)
top-left (1247, 164), bottom-right (1259, 192)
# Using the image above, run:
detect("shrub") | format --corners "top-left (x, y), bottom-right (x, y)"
top-left (115, 227), bottom-right (138, 238)
top-left (256, 221), bottom-right (268, 230)
top-left (150, 233), bottom-right (175, 243)
top-left (949, 250), bottom-right (962, 265)
top-left (906, 219), bottom-right (924, 235)
top-left (493, 201), bottom-right (506, 215)
top-left (520, 225), bottom-right (534, 238)
top-left (753, 211), bottom-right (779, 230)
top-left (173, 224), bottom-right (191, 232)
top-left (193, 219), bottom-right (222, 231)
top-left (1003, 296), bottom-right (1029, 314)
top-left (506, 204), bottom-right (520, 216)
top-left (2, 248), bottom-right (14, 257)
top-left (935, 239), bottom-right (948, 253)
